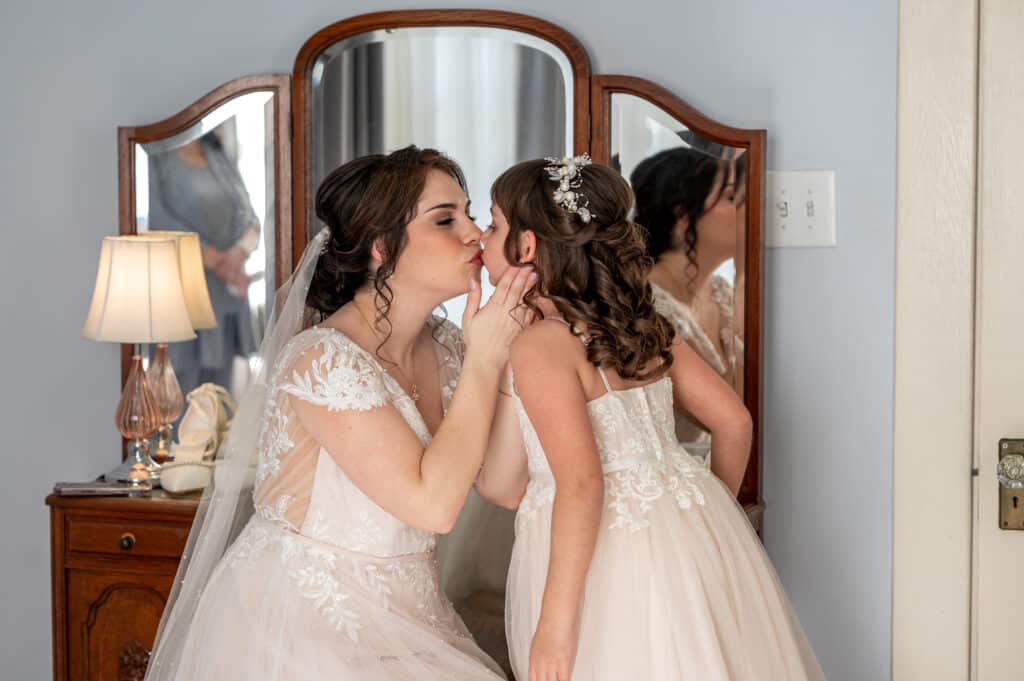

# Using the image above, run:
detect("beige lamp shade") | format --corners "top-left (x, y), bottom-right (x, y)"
top-left (140, 231), bottom-right (217, 329)
top-left (82, 236), bottom-right (197, 343)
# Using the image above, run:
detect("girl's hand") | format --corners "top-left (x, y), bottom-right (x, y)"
top-left (529, 619), bottom-right (578, 681)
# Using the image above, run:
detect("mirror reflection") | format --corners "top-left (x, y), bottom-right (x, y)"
top-left (135, 91), bottom-right (277, 402)
top-left (311, 26), bottom-right (574, 319)
top-left (611, 93), bottom-right (747, 458)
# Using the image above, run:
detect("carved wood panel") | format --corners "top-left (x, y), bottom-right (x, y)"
top-left (68, 572), bottom-right (171, 681)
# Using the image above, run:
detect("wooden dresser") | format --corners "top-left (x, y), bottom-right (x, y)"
top-left (46, 492), bottom-right (199, 681)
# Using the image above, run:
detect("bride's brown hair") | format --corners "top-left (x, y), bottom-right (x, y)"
top-left (492, 160), bottom-right (676, 380)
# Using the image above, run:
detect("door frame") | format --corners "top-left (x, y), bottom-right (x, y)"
top-left (892, 1), bottom-right (978, 679)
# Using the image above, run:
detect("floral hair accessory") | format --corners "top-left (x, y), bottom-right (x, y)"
top-left (544, 154), bottom-right (593, 223)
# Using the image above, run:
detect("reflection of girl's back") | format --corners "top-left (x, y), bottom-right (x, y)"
top-left (148, 132), bottom-right (261, 396)
top-left (631, 147), bottom-right (744, 454)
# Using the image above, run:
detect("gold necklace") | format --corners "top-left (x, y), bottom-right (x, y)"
top-left (352, 302), bottom-right (421, 402)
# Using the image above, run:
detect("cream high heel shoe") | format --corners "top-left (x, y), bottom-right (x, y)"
top-left (161, 384), bottom-right (236, 493)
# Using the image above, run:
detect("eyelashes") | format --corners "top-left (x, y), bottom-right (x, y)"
top-left (436, 214), bottom-right (479, 226)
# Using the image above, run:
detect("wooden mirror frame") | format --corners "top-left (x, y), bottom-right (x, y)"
top-left (290, 9), bottom-right (592, 263)
top-left (590, 75), bottom-right (766, 520)
top-left (115, 74), bottom-right (293, 395)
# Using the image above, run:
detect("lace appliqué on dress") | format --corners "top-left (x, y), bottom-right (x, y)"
top-left (515, 480), bottom-right (557, 532)
top-left (362, 558), bottom-right (467, 636)
top-left (227, 518), bottom-right (364, 641)
top-left (228, 521), bottom-right (363, 641)
top-left (606, 458), bottom-right (709, 532)
top-left (256, 403), bottom-right (292, 485)
top-left (651, 282), bottom-right (727, 376)
top-left (306, 507), bottom-right (385, 555)
top-left (514, 374), bottom-right (711, 533)
top-left (291, 545), bottom-right (364, 640)
top-left (709, 275), bottom-right (737, 372)
top-left (431, 317), bottom-right (465, 405)
top-left (517, 461), bottom-right (709, 533)
top-left (280, 338), bottom-right (391, 412)
top-left (255, 331), bottom-right (393, 500)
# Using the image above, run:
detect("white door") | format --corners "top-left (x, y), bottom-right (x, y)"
top-left (893, 1), bottom-right (1024, 679)
top-left (971, 1), bottom-right (1024, 678)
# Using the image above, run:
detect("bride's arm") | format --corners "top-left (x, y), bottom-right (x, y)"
top-left (292, 351), bottom-right (502, 533)
top-left (512, 323), bottom-right (603, 681)
top-left (291, 267), bottom-right (535, 534)
top-left (475, 364), bottom-right (529, 509)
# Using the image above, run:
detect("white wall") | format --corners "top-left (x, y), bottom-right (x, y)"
top-left (0, 1), bottom-right (895, 679)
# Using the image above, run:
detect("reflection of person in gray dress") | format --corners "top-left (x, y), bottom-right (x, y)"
top-left (148, 131), bottom-right (260, 395)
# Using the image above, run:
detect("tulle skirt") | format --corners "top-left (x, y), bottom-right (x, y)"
top-left (505, 469), bottom-right (826, 681)
top-left (161, 518), bottom-right (506, 681)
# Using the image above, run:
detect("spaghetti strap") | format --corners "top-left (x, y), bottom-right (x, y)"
top-left (542, 316), bottom-right (590, 347)
top-left (595, 365), bottom-right (613, 393)
top-left (542, 316), bottom-right (572, 328)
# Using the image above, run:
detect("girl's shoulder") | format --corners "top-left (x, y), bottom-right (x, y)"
top-left (511, 317), bottom-right (586, 369)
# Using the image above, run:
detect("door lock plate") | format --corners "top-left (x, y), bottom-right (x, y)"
top-left (998, 439), bottom-right (1024, 530)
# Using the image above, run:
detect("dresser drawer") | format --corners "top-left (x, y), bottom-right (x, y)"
top-left (66, 516), bottom-right (190, 559)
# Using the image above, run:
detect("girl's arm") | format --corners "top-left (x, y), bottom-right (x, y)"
top-left (511, 323), bottom-right (604, 681)
top-left (667, 338), bottom-right (753, 495)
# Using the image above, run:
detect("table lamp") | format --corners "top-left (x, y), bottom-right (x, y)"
top-left (138, 231), bottom-right (217, 459)
top-left (82, 236), bottom-right (196, 483)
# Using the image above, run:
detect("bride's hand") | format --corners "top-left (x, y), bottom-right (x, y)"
top-left (528, 619), bottom-right (577, 681)
top-left (461, 265), bottom-right (536, 369)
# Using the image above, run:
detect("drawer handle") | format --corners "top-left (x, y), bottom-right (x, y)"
top-left (119, 533), bottom-right (136, 551)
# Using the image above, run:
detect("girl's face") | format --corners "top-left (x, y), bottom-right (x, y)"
top-left (692, 161), bottom-right (739, 260)
top-left (481, 203), bottom-right (517, 286)
top-left (390, 169), bottom-right (484, 299)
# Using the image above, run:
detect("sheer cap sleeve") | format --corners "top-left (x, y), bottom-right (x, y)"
top-left (278, 330), bottom-right (393, 412)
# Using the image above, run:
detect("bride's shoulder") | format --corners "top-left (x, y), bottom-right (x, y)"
top-left (277, 325), bottom-right (355, 364)
top-left (275, 326), bottom-right (392, 411)
top-left (273, 327), bottom-right (378, 384)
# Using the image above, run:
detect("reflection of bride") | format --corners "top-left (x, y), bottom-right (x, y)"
top-left (144, 147), bottom-right (534, 681)
top-left (148, 129), bottom-right (261, 395)
top-left (631, 148), bottom-right (746, 456)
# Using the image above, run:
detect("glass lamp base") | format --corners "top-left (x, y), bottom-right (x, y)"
top-left (104, 439), bottom-right (162, 488)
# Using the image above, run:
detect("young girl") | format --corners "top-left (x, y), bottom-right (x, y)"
top-left (476, 156), bottom-right (825, 680)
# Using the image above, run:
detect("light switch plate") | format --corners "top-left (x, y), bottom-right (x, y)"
top-left (765, 170), bottom-right (837, 248)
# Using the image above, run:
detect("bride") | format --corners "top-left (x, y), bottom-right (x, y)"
top-left (145, 146), bottom-right (534, 681)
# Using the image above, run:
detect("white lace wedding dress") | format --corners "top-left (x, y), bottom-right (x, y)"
top-left (163, 319), bottom-right (505, 681)
top-left (505, 338), bottom-right (825, 680)
top-left (652, 277), bottom-right (743, 458)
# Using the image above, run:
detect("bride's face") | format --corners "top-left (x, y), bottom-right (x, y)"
top-left (389, 170), bottom-right (483, 299)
